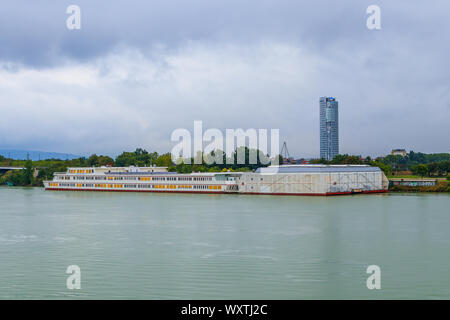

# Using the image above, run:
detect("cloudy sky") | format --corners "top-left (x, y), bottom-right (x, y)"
top-left (0, 0), bottom-right (448, 158)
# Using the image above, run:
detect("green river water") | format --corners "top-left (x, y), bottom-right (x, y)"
top-left (0, 187), bottom-right (449, 299)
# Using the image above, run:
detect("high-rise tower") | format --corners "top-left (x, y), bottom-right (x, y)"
top-left (320, 97), bottom-right (339, 161)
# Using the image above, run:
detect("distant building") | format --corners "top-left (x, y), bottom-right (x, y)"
top-left (320, 97), bottom-right (339, 161)
top-left (391, 149), bottom-right (407, 157)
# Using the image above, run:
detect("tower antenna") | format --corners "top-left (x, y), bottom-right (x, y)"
top-left (280, 141), bottom-right (291, 160)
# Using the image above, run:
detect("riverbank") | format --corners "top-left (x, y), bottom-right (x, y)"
top-left (389, 180), bottom-right (449, 193)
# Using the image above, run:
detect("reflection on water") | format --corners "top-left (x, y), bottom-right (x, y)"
top-left (0, 187), bottom-right (449, 299)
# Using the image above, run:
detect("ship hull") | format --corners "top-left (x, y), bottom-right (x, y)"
top-left (44, 187), bottom-right (388, 196)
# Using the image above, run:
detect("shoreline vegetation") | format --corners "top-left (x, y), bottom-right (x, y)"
top-left (0, 148), bottom-right (449, 192)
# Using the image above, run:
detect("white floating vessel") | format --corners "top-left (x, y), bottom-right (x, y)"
top-left (44, 165), bottom-right (389, 196)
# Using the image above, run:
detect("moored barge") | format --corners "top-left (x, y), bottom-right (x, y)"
top-left (44, 165), bottom-right (389, 196)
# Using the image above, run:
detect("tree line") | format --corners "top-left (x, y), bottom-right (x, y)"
top-left (311, 151), bottom-right (450, 177)
top-left (0, 147), bottom-right (279, 186)
top-left (1, 149), bottom-right (448, 187)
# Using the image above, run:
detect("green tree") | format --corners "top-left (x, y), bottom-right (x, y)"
top-left (115, 148), bottom-right (157, 166)
top-left (155, 153), bottom-right (173, 167)
top-left (87, 154), bottom-right (99, 166)
top-left (371, 161), bottom-right (392, 176)
top-left (97, 155), bottom-right (115, 166)
top-left (330, 154), bottom-right (348, 164)
top-left (310, 158), bottom-right (329, 164)
top-left (411, 164), bottom-right (429, 177)
top-left (229, 146), bottom-right (270, 171)
top-left (22, 160), bottom-right (34, 185)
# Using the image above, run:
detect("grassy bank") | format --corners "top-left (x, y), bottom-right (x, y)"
top-left (389, 180), bottom-right (450, 193)
top-left (388, 175), bottom-right (448, 181)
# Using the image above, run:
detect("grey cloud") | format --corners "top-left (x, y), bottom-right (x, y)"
top-left (2, 0), bottom-right (447, 66)
top-left (0, 1), bottom-right (449, 157)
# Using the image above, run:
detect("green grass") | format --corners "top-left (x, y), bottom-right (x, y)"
top-left (388, 175), bottom-right (447, 181)
top-left (388, 175), bottom-right (427, 179)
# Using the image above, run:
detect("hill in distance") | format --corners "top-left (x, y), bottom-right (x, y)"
top-left (0, 149), bottom-right (82, 161)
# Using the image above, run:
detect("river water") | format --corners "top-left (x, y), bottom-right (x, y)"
top-left (0, 187), bottom-right (449, 299)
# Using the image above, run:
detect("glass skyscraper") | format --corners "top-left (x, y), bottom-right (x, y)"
top-left (320, 96), bottom-right (339, 161)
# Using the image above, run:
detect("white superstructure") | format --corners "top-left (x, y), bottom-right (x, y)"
top-left (44, 166), bottom-right (239, 193)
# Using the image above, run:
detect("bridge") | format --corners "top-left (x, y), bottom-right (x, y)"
top-left (0, 166), bottom-right (24, 174)
top-left (0, 167), bottom-right (44, 179)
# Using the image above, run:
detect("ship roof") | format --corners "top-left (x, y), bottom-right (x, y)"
top-left (255, 165), bottom-right (382, 174)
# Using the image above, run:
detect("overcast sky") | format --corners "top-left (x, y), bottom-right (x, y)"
top-left (0, 0), bottom-right (448, 158)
